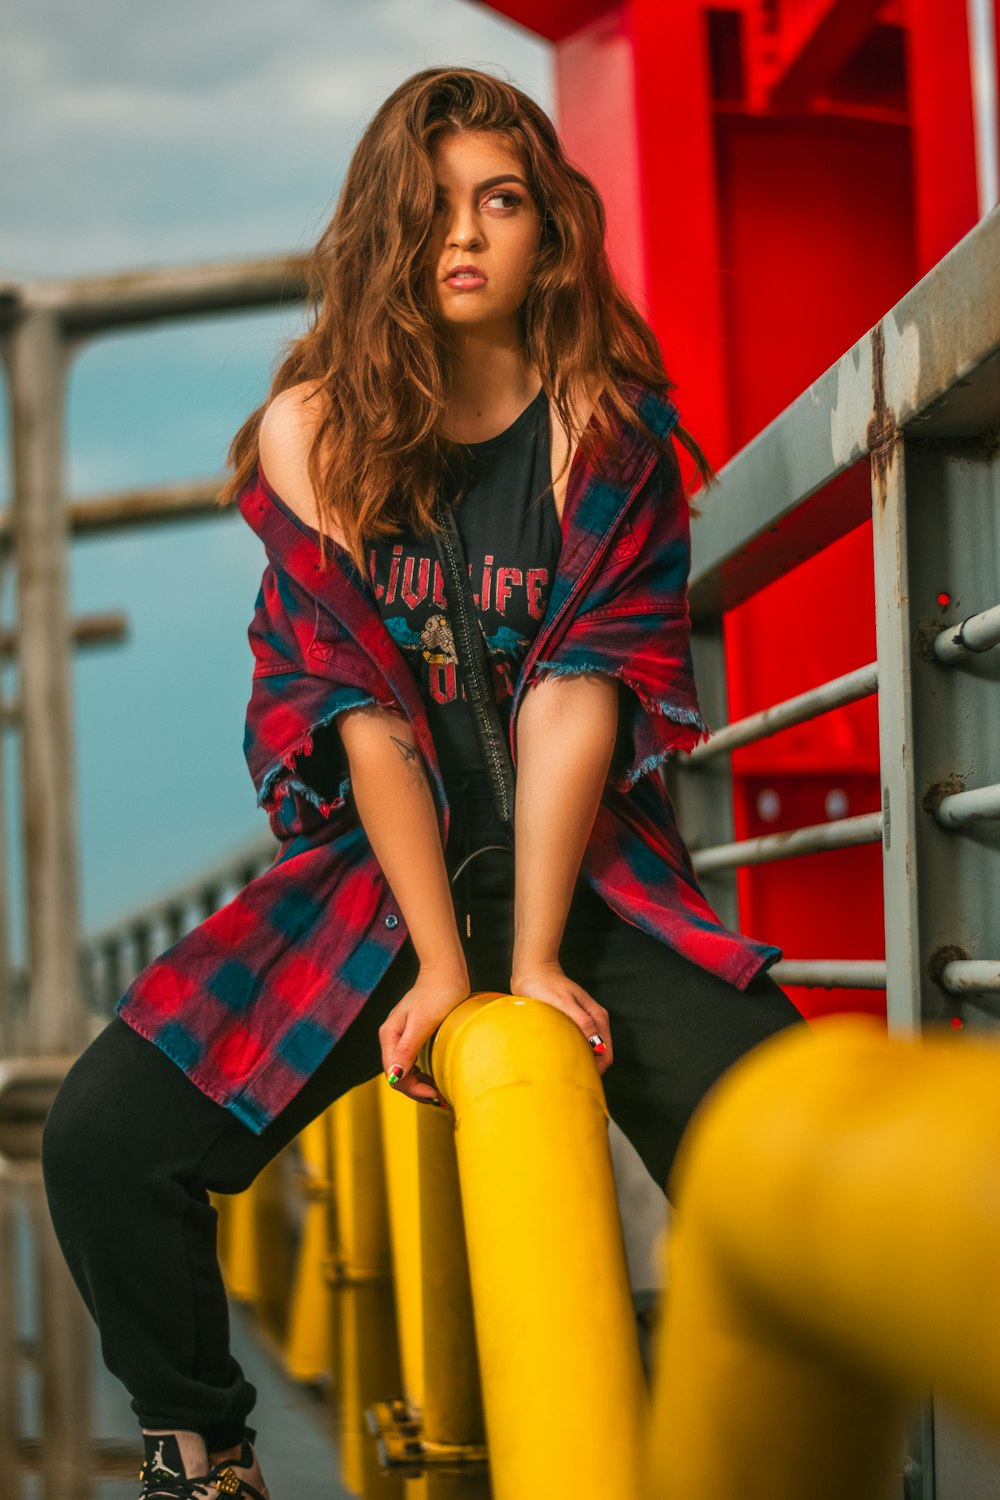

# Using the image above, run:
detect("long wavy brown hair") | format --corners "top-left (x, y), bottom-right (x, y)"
top-left (218, 65), bottom-right (717, 577)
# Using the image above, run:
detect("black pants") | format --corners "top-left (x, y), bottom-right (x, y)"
top-left (41, 779), bottom-right (803, 1448)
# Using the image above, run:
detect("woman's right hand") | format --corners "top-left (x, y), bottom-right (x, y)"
top-left (379, 960), bottom-right (471, 1109)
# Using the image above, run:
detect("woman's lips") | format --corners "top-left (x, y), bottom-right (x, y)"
top-left (444, 272), bottom-right (486, 290)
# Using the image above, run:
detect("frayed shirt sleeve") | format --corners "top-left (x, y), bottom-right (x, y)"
top-left (526, 440), bottom-right (712, 792)
top-left (251, 683), bottom-right (405, 840)
top-left (243, 566), bottom-right (405, 841)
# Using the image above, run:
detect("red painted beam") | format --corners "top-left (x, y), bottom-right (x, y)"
top-left (766, 0), bottom-right (889, 108)
top-left (466, 0), bottom-right (612, 42)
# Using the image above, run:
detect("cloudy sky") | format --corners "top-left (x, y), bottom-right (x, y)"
top-left (1, 0), bottom-right (551, 959)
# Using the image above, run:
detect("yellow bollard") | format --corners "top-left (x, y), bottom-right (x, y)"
top-left (283, 1112), bottom-right (333, 1383)
top-left (379, 1078), bottom-right (425, 1416)
top-left (431, 992), bottom-right (647, 1500)
top-left (330, 1076), bottom-right (392, 1281)
top-left (645, 1016), bottom-right (1000, 1500)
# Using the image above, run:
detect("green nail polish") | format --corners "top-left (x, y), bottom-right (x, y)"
top-left (387, 1065), bottom-right (404, 1086)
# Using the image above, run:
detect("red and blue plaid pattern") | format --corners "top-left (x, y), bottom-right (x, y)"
top-left (115, 381), bottom-right (782, 1133)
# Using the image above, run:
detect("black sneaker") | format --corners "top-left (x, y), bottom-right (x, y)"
top-left (137, 1427), bottom-right (270, 1499)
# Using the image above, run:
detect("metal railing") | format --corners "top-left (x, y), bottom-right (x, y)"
top-left (0, 253), bottom-right (308, 1071)
top-left (665, 204), bottom-right (1000, 1039)
top-left (76, 830), bottom-right (277, 1022)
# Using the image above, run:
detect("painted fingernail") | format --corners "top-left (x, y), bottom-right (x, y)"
top-left (387, 1065), bottom-right (404, 1086)
top-left (588, 1035), bottom-right (607, 1055)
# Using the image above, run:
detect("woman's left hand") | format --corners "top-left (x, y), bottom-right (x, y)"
top-left (508, 960), bottom-right (613, 1076)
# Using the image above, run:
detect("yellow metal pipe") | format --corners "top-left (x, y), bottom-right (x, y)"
top-left (380, 1079), bottom-right (425, 1414)
top-left (215, 1177), bottom-right (261, 1305)
top-left (331, 1076), bottom-right (393, 1281)
top-left (331, 1275), bottom-right (405, 1498)
top-left (284, 1111), bottom-right (333, 1383)
top-left (213, 1151), bottom-right (294, 1346)
top-left (645, 1016), bottom-right (1000, 1500)
top-left (430, 992), bottom-right (647, 1500)
top-left (209, 1188), bottom-right (230, 1272)
top-left (415, 1098), bottom-right (486, 1455)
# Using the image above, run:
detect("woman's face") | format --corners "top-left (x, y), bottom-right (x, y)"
top-left (424, 129), bottom-right (541, 341)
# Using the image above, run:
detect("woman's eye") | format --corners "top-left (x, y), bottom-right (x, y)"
top-left (432, 189), bottom-right (524, 214)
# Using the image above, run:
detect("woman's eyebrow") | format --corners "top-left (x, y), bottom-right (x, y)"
top-left (434, 174), bottom-right (530, 193)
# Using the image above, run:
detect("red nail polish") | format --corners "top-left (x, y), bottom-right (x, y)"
top-left (588, 1035), bottom-right (607, 1056)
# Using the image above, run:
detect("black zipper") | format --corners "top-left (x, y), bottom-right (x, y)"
top-left (434, 511), bottom-right (516, 832)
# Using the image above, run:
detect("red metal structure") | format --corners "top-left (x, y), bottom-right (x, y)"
top-left (479, 0), bottom-right (995, 1020)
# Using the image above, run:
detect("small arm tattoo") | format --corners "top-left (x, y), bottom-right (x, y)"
top-left (390, 734), bottom-right (417, 763)
top-left (390, 733), bottom-right (426, 788)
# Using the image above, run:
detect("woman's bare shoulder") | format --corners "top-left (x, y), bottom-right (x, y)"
top-left (258, 379), bottom-right (343, 539)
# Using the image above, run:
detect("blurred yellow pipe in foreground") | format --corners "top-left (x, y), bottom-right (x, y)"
top-left (333, 1277), bottom-right (405, 1499)
top-left (431, 992), bottom-right (647, 1500)
top-left (380, 1078), bottom-right (425, 1414)
top-left (645, 1015), bottom-right (1000, 1500)
top-left (284, 1112), bottom-right (333, 1382)
top-left (331, 1077), bottom-right (392, 1281)
top-left (416, 1099), bottom-right (486, 1455)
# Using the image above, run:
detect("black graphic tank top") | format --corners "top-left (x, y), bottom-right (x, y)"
top-left (366, 385), bottom-right (562, 776)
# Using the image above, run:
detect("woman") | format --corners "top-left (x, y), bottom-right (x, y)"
top-left (41, 65), bottom-right (803, 1499)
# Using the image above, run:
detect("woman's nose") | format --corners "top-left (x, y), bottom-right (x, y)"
top-left (444, 210), bottom-right (482, 247)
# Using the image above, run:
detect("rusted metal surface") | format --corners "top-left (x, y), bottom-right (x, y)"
top-left (688, 200), bottom-right (1000, 615)
top-left (940, 959), bottom-right (1000, 995)
top-left (932, 599), bottom-right (1000, 662)
top-left (871, 433), bottom-right (925, 1033)
top-left (867, 321), bottom-right (898, 494)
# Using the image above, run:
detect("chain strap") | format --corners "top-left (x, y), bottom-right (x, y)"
top-left (432, 504), bottom-right (516, 844)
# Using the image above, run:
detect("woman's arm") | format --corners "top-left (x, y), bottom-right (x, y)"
top-left (338, 705), bottom-right (470, 1105)
top-left (510, 671), bottom-right (619, 1073)
top-left (258, 393), bottom-right (470, 1107)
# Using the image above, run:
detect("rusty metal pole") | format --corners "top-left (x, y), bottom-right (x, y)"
top-left (0, 581), bottom-right (12, 1058)
top-left (9, 304), bottom-right (85, 1056)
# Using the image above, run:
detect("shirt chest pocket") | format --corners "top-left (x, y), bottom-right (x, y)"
top-left (608, 517), bottom-right (639, 566)
top-left (307, 601), bottom-right (343, 664)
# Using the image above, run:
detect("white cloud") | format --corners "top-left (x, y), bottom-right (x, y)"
top-left (0, 0), bottom-right (553, 278)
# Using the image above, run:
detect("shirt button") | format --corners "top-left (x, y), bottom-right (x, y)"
top-left (384, 914), bottom-right (398, 929)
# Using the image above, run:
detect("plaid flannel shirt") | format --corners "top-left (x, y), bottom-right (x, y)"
top-left (115, 380), bottom-right (782, 1132)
